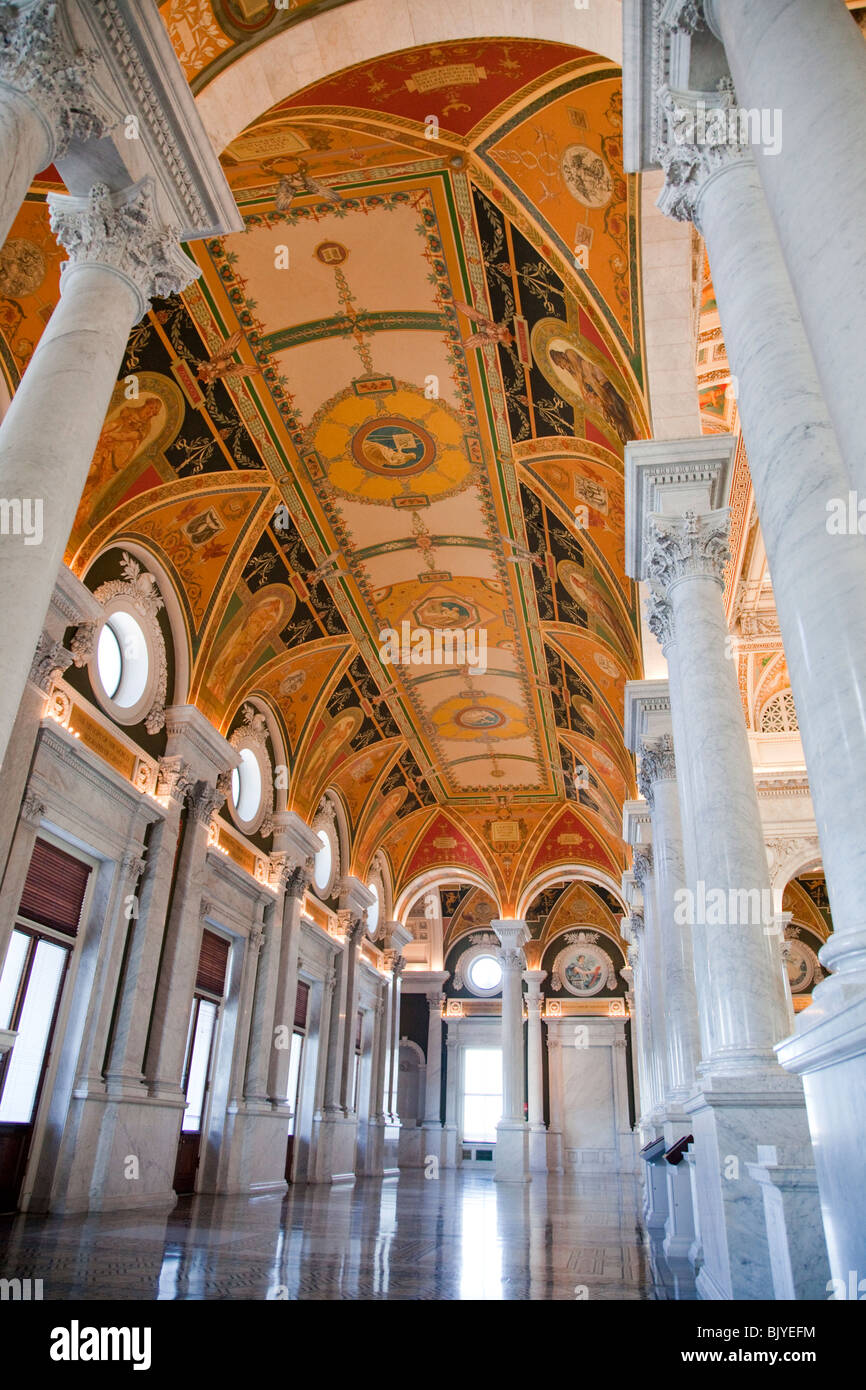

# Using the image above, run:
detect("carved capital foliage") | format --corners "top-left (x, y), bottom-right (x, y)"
top-left (29, 630), bottom-right (72, 693)
top-left (69, 621), bottom-right (98, 668)
top-left (638, 734), bottom-right (677, 808)
top-left (501, 947), bottom-right (525, 972)
top-left (656, 81), bottom-right (747, 229)
top-left (645, 586), bottom-right (675, 653)
top-left (20, 789), bottom-right (45, 827)
top-left (629, 911), bottom-right (645, 936)
top-left (121, 850), bottom-right (146, 880)
top-left (190, 782), bottom-right (225, 827)
top-left (156, 755), bottom-right (194, 804)
top-left (633, 847), bottom-right (653, 889)
top-left (646, 509), bottom-right (730, 596)
top-left (0, 0), bottom-right (111, 156)
top-left (48, 179), bottom-right (198, 320)
top-left (285, 863), bottom-right (312, 900)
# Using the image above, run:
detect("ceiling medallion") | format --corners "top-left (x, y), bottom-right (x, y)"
top-left (350, 416), bottom-right (436, 476)
top-left (455, 706), bottom-right (506, 731)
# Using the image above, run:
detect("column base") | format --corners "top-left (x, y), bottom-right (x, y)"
top-left (684, 1068), bottom-right (811, 1300)
top-left (546, 1128), bottom-right (564, 1174)
top-left (310, 1110), bottom-right (357, 1184)
top-left (640, 1136), bottom-right (669, 1233)
top-left (746, 1146), bottom-right (831, 1300)
top-left (528, 1123), bottom-right (549, 1172)
top-left (398, 1123), bottom-right (424, 1168)
top-left (494, 1120), bottom-right (530, 1183)
top-left (776, 983), bottom-right (866, 1284)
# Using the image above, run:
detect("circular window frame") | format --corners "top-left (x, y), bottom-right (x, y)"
top-left (453, 940), bottom-right (504, 998)
top-left (227, 736), bottom-right (270, 836)
top-left (89, 599), bottom-right (160, 728)
top-left (312, 813), bottom-right (339, 900)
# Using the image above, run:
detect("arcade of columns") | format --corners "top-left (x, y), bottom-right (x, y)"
top-left (0, 0), bottom-right (863, 1301)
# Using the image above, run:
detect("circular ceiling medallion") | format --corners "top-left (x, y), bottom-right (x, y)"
top-left (314, 240), bottom-right (348, 265)
top-left (351, 417), bottom-right (435, 476)
top-left (455, 705), bottom-right (506, 731)
top-left (560, 145), bottom-right (613, 208)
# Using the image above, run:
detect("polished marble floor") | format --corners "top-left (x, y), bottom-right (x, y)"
top-left (0, 1170), bottom-right (695, 1300)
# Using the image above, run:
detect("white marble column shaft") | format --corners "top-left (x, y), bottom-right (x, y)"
top-left (422, 992), bottom-right (444, 1127)
top-left (633, 850), bottom-right (667, 1117)
top-left (707, 0), bottom-right (866, 499)
top-left (691, 155), bottom-right (866, 1005)
top-left (647, 511), bottom-right (790, 1070)
top-left (492, 919), bottom-right (530, 1182)
top-left (639, 739), bottom-right (700, 1101)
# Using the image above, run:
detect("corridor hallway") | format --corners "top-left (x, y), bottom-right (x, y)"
top-left (0, 1171), bottom-right (694, 1302)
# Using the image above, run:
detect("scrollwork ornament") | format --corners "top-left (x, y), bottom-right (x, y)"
top-left (20, 790), bottom-right (45, 827)
top-left (29, 631), bottom-right (72, 693)
top-left (69, 621), bottom-right (98, 667)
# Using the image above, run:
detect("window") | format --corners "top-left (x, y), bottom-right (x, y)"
top-left (467, 954), bottom-right (502, 993)
top-left (0, 932), bottom-right (69, 1124)
top-left (366, 879), bottom-right (380, 937)
top-left (96, 611), bottom-right (149, 709)
top-left (313, 828), bottom-right (333, 895)
top-left (760, 688), bottom-right (799, 733)
top-left (462, 1047), bottom-right (502, 1143)
top-left (231, 747), bottom-right (263, 824)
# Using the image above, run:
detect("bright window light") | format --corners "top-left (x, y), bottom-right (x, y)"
top-left (468, 953), bottom-right (502, 992)
top-left (97, 610), bottom-right (149, 708)
top-left (231, 747), bottom-right (262, 823)
top-left (462, 1047), bottom-right (502, 1143)
top-left (313, 828), bottom-right (332, 894)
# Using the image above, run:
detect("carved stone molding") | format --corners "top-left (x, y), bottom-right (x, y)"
top-left (47, 177), bottom-right (199, 321)
top-left (646, 509), bottom-right (731, 595)
top-left (638, 734), bottom-right (677, 808)
top-left (0, 0), bottom-right (112, 157)
top-left (285, 863), bottom-right (312, 901)
top-left (69, 621), bottom-right (98, 668)
top-left (29, 631), bottom-right (72, 693)
top-left (230, 703), bottom-right (269, 750)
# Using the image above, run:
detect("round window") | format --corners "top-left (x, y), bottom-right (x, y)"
top-left (313, 828), bottom-right (333, 895)
top-left (468, 954), bottom-right (503, 993)
top-left (231, 747), bottom-right (262, 824)
top-left (366, 880), bottom-right (380, 937)
top-left (97, 611), bottom-right (149, 708)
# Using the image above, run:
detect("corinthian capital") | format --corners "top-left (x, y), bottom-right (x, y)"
top-left (189, 782), bottom-right (225, 827)
top-left (47, 178), bottom-right (199, 322)
top-left (645, 586), bottom-right (675, 654)
top-left (29, 630), bottom-right (72, 693)
top-left (638, 734), bottom-right (677, 808)
top-left (646, 508), bottom-right (730, 597)
top-left (0, 0), bottom-right (112, 157)
top-left (655, 82), bottom-right (748, 229)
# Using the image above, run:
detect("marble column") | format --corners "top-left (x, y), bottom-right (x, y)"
top-left (266, 860), bottom-right (314, 1106)
top-left (620, 914), bottom-right (649, 1134)
top-left (491, 919), bottom-right (530, 1183)
top-left (637, 734), bottom-right (700, 1103)
top-left (421, 985), bottom-right (446, 1159)
top-left (639, 69), bottom-right (866, 1277)
top-left (337, 913), bottom-right (367, 1115)
top-left (523, 969), bottom-right (548, 1172)
top-left (0, 0), bottom-right (111, 248)
top-left (381, 922), bottom-right (411, 1174)
top-left (627, 838), bottom-right (666, 1122)
top-left (0, 179), bottom-right (197, 773)
top-left (703, 0), bottom-right (866, 498)
top-left (628, 442), bottom-right (814, 1298)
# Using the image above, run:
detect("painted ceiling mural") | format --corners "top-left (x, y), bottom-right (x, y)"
top-left (1, 37), bottom-right (650, 916)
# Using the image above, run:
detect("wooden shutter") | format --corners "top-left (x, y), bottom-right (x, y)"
top-left (196, 929), bottom-right (230, 996)
top-left (293, 980), bottom-right (309, 1030)
top-left (18, 837), bottom-right (90, 938)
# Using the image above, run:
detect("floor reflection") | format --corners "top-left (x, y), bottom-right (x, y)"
top-left (0, 1170), bottom-right (693, 1301)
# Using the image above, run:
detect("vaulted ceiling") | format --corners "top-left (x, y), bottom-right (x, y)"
top-left (2, 25), bottom-right (652, 915)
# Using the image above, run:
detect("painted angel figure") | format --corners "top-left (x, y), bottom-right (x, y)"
top-left (194, 331), bottom-right (261, 386)
top-left (454, 300), bottom-right (514, 349)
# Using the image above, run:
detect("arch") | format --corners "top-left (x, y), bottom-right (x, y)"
top-left (516, 864), bottom-right (626, 922)
top-left (394, 865), bottom-right (501, 923)
top-left (767, 840), bottom-right (823, 898)
top-left (195, 0), bottom-right (624, 153)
